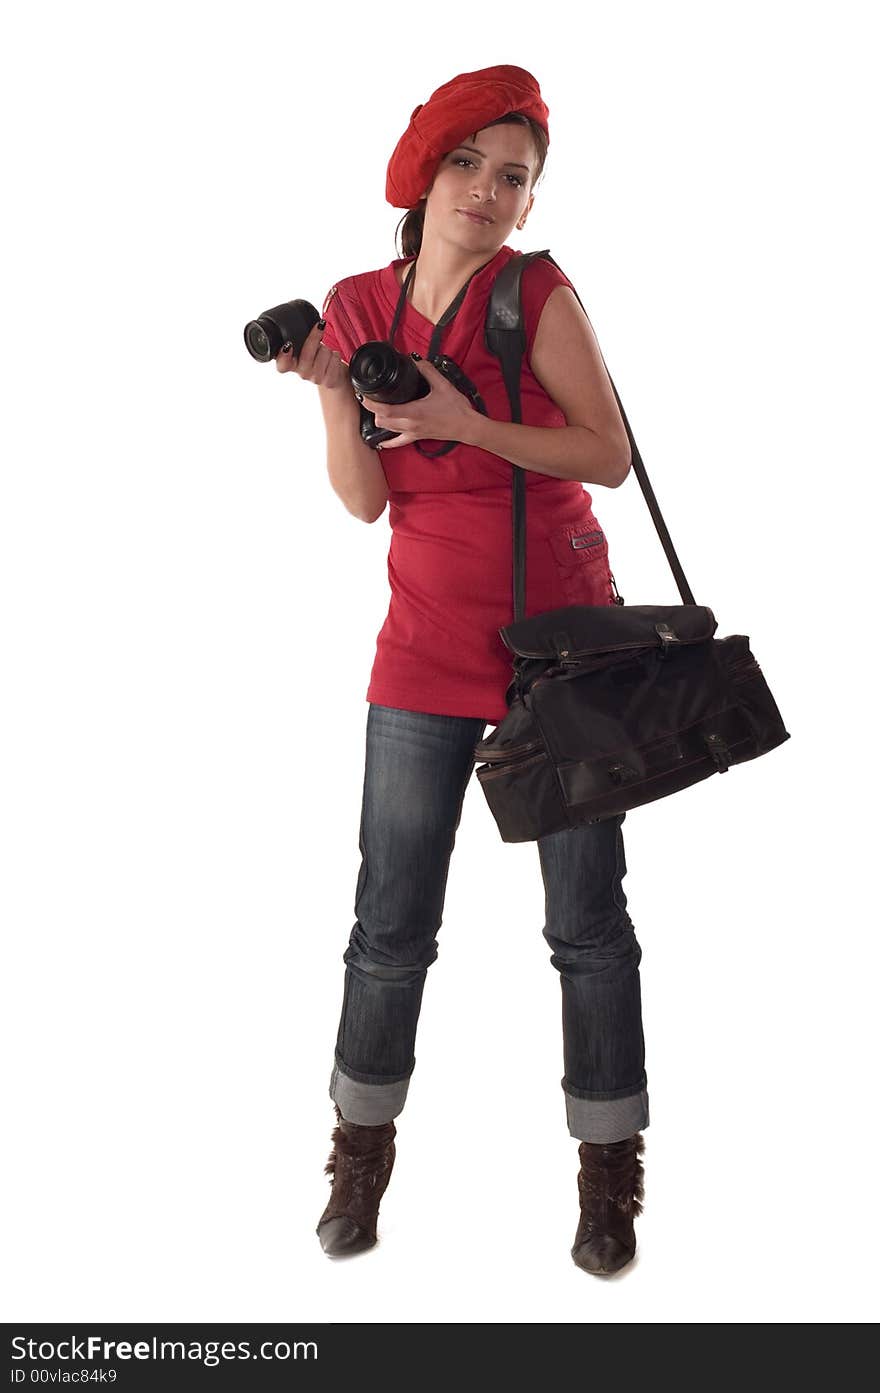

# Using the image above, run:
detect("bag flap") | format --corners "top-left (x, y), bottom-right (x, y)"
top-left (499, 603), bottom-right (717, 659)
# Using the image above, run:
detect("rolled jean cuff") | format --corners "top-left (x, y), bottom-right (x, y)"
top-left (562, 1077), bottom-right (650, 1144)
top-left (329, 1059), bottom-right (411, 1125)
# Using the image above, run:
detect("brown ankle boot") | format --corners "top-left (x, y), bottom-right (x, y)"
top-left (571, 1132), bottom-right (645, 1276)
top-left (316, 1103), bottom-right (397, 1257)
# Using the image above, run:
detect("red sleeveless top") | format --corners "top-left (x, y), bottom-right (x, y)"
top-left (320, 244), bottom-right (616, 725)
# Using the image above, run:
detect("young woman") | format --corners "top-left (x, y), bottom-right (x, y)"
top-left (278, 65), bottom-right (648, 1277)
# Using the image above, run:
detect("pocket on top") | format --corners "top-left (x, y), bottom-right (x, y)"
top-left (546, 519), bottom-right (614, 606)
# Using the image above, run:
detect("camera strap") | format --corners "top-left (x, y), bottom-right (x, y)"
top-left (389, 255), bottom-right (495, 355)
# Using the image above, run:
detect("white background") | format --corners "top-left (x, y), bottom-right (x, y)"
top-left (2, 0), bottom-right (877, 1325)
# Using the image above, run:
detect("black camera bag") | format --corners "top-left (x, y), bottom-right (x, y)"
top-left (472, 251), bottom-right (791, 843)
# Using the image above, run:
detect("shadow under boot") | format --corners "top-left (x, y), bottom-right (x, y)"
top-left (571, 1132), bottom-right (645, 1277)
top-left (316, 1103), bottom-right (397, 1257)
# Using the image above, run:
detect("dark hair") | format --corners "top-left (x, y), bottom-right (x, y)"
top-left (394, 112), bottom-right (548, 259)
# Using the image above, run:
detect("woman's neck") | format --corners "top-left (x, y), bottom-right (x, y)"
top-left (401, 238), bottom-right (504, 322)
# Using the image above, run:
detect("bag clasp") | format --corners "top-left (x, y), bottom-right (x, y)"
top-left (704, 731), bottom-right (732, 772)
top-left (655, 621), bottom-right (681, 657)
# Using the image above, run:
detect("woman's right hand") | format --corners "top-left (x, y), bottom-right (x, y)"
top-left (276, 320), bottom-right (350, 392)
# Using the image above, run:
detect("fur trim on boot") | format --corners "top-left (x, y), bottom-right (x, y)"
top-left (316, 1103), bottom-right (397, 1257)
top-left (572, 1132), bottom-right (645, 1277)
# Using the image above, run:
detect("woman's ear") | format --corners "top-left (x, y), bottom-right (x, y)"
top-left (517, 192), bottom-right (535, 230)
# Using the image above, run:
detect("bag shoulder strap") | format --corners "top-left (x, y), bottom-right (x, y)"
top-left (484, 249), bottom-right (696, 619)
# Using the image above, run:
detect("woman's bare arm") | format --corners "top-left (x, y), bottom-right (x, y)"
top-left (277, 322), bottom-right (389, 523)
top-left (317, 380), bottom-right (390, 524)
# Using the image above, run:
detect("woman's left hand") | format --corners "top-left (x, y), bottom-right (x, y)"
top-left (368, 357), bottom-right (479, 450)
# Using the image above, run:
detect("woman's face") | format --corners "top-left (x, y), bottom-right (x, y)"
top-left (422, 123), bottom-right (536, 241)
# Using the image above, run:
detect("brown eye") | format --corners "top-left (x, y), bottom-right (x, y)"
top-left (452, 155), bottom-right (524, 187)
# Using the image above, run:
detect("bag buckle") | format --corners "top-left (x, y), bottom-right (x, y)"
top-left (608, 761), bottom-right (638, 786)
top-left (704, 731), bottom-right (732, 772)
top-left (655, 621), bottom-right (681, 657)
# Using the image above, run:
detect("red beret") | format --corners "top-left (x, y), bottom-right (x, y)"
top-left (386, 64), bottom-right (550, 210)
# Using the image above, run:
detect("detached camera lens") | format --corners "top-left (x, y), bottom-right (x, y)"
top-left (243, 300), bottom-right (321, 362)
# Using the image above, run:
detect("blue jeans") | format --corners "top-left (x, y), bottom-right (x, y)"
top-left (329, 703), bottom-right (650, 1144)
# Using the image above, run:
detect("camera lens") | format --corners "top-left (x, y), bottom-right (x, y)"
top-left (243, 300), bottom-right (320, 363)
top-left (350, 342), bottom-right (397, 395)
top-left (350, 341), bottom-right (426, 404)
top-left (245, 323), bottom-right (270, 360)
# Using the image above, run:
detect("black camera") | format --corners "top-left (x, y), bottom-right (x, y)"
top-left (349, 341), bottom-right (431, 448)
top-left (349, 341), bottom-right (486, 451)
top-left (243, 298), bottom-right (321, 362)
